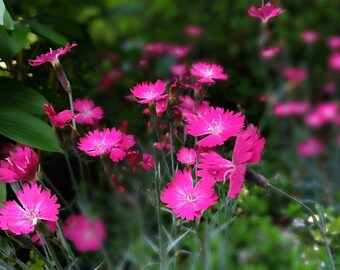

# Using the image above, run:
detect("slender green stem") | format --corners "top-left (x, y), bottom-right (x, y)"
top-left (268, 184), bottom-right (335, 270)
top-left (41, 236), bottom-right (63, 270)
top-left (68, 91), bottom-right (77, 130)
top-left (169, 122), bottom-right (175, 175)
top-left (56, 221), bottom-right (80, 270)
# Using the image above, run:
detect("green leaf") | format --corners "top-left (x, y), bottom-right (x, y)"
top-left (27, 21), bottom-right (68, 46)
top-left (0, 23), bottom-right (28, 60)
top-left (3, 9), bottom-right (14, 30)
top-left (0, 107), bottom-right (62, 153)
top-left (0, 77), bottom-right (47, 115)
top-left (0, 183), bottom-right (6, 207)
top-left (0, 0), bottom-right (4, 26)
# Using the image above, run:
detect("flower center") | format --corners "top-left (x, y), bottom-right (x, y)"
top-left (25, 209), bottom-right (39, 225)
top-left (144, 90), bottom-right (156, 100)
top-left (186, 193), bottom-right (196, 203)
top-left (207, 119), bottom-right (223, 135)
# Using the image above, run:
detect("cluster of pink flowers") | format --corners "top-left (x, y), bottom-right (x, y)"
top-left (0, 145), bottom-right (60, 236)
top-left (44, 98), bottom-right (104, 128)
top-left (129, 56), bottom-right (265, 221)
top-left (63, 214), bottom-right (106, 252)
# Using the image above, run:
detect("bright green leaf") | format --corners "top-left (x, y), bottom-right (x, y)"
top-left (0, 107), bottom-right (62, 153)
top-left (0, 23), bottom-right (28, 60)
top-left (3, 9), bottom-right (14, 30)
top-left (0, 77), bottom-right (47, 115)
top-left (0, 0), bottom-right (4, 26)
top-left (27, 21), bottom-right (68, 46)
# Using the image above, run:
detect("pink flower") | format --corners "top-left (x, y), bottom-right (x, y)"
top-left (0, 183), bottom-right (60, 235)
top-left (140, 153), bottom-right (154, 170)
top-left (197, 125), bottom-right (265, 198)
top-left (274, 102), bottom-right (311, 116)
top-left (109, 132), bottom-right (135, 163)
top-left (171, 64), bottom-right (187, 77)
top-left (177, 147), bottom-right (197, 166)
top-left (143, 42), bottom-right (168, 57)
top-left (261, 46), bottom-right (281, 59)
top-left (28, 43), bottom-right (77, 67)
top-left (190, 62), bottom-right (228, 83)
top-left (73, 99), bottom-right (104, 126)
top-left (130, 80), bottom-right (168, 104)
top-left (298, 137), bottom-right (324, 157)
top-left (322, 82), bottom-right (336, 94)
top-left (97, 68), bottom-right (124, 91)
top-left (0, 146), bottom-right (39, 183)
top-left (185, 25), bottom-right (203, 37)
top-left (156, 96), bottom-right (169, 116)
top-left (282, 67), bottom-right (307, 84)
top-left (78, 128), bottom-right (122, 157)
top-left (327, 36), bottom-right (340, 50)
top-left (126, 150), bottom-right (140, 171)
top-left (160, 169), bottom-right (218, 221)
top-left (328, 53), bottom-right (340, 71)
top-left (167, 45), bottom-right (190, 59)
top-left (185, 106), bottom-right (244, 147)
top-left (63, 214), bottom-right (106, 252)
top-left (304, 102), bottom-right (339, 128)
top-left (43, 104), bottom-right (73, 128)
top-left (301, 31), bottom-right (319, 44)
top-left (248, 2), bottom-right (284, 24)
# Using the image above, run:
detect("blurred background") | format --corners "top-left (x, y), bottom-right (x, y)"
top-left (0, 0), bottom-right (339, 269)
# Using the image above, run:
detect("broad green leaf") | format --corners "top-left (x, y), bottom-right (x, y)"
top-left (0, 107), bottom-right (62, 153)
top-left (27, 21), bottom-right (68, 46)
top-left (0, 183), bottom-right (6, 206)
top-left (10, 23), bottom-right (28, 53)
top-left (0, 23), bottom-right (28, 60)
top-left (0, 77), bottom-right (47, 115)
top-left (0, 0), bottom-right (4, 26)
top-left (3, 9), bottom-right (14, 30)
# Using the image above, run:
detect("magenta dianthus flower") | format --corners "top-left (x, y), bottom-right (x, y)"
top-left (78, 128), bottom-right (122, 157)
top-left (28, 43), bottom-right (77, 67)
top-left (0, 183), bottom-right (60, 235)
top-left (248, 2), bottom-right (284, 24)
top-left (185, 106), bottom-right (244, 147)
top-left (161, 169), bottom-right (218, 221)
top-left (190, 62), bottom-right (228, 84)
top-left (74, 98), bottom-right (104, 126)
top-left (197, 125), bottom-right (265, 198)
top-left (63, 214), bottom-right (106, 252)
top-left (176, 147), bottom-right (197, 166)
top-left (140, 153), bottom-right (155, 170)
top-left (130, 80), bottom-right (168, 104)
top-left (0, 146), bottom-right (39, 183)
top-left (298, 137), bottom-right (324, 158)
top-left (44, 104), bottom-right (73, 128)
